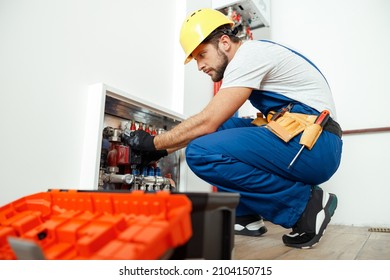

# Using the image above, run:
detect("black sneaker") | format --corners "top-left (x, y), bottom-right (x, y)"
top-left (282, 186), bottom-right (338, 249)
top-left (235, 215), bottom-right (268, 236)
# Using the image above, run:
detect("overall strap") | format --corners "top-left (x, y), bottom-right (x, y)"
top-left (260, 40), bottom-right (329, 86)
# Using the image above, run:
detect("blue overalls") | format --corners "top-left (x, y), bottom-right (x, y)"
top-left (185, 43), bottom-right (343, 229)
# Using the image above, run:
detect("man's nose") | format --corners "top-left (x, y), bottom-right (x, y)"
top-left (197, 61), bottom-right (205, 72)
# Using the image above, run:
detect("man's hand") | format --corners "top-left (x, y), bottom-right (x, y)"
top-left (122, 130), bottom-right (156, 151)
top-left (139, 150), bottom-right (168, 169)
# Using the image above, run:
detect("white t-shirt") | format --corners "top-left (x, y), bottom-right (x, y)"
top-left (220, 40), bottom-right (337, 119)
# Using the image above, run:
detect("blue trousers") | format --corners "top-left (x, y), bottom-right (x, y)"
top-left (185, 117), bottom-right (342, 228)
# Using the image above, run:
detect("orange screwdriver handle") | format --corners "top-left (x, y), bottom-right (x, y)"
top-left (315, 110), bottom-right (330, 127)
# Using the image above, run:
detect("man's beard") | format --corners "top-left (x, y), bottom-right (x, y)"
top-left (211, 49), bottom-right (229, 82)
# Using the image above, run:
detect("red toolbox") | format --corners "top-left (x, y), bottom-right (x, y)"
top-left (0, 189), bottom-right (192, 260)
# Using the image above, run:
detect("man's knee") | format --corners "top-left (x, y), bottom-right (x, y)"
top-left (185, 140), bottom-right (203, 170)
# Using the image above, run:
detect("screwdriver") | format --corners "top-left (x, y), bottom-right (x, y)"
top-left (287, 110), bottom-right (330, 169)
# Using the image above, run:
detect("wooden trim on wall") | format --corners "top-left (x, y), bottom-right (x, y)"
top-left (342, 126), bottom-right (390, 135)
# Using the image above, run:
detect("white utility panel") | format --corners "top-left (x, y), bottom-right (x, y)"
top-left (212, 0), bottom-right (271, 28)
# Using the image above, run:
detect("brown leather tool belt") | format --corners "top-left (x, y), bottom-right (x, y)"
top-left (252, 110), bottom-right (343, 140)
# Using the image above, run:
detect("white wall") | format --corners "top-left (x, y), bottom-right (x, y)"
top-left (0, 0), bottom-right (182, 205)
top-left (271, 0), bottom-right (390, 130)
top-left (270, 0), bottom-right (390, 227)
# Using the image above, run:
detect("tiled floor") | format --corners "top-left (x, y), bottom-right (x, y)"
top-left (233, 221), bottom-right (390, 260)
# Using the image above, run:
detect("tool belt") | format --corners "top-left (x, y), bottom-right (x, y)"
top-left (251, 110), bottom-right (342, 149)
top-left (322, 117), bottom-right (342, 138)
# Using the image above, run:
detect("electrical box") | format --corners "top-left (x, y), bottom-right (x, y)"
top-left (80, 84), bottom-right (186, 192)
top-left (212, 0), bottom-right (271, 29)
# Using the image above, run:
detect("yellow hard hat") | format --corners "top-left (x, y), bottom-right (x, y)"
top-left (180, 8), bottom-right (234, 64)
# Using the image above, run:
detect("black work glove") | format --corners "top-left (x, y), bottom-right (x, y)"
top-left (139, 150), bottom-right (168, 169)
top-left (122, 130), bottom-right (156, 151)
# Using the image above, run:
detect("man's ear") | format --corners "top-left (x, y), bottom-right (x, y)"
top-left (219, 34), bottom-right (231, 51)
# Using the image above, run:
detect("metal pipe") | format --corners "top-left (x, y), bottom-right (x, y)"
top-left (142, 176), bottom-right (171, 186)
top-left (103, 173), bottom-right (134, 185)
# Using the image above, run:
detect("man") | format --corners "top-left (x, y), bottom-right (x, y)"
top-left (123, 8), bottom-right (343, 249)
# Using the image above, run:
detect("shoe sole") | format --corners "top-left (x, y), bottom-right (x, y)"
top-left (285, 193), bottom-right (338, 249)
top-left (235, 226), bottom-right (268, 237)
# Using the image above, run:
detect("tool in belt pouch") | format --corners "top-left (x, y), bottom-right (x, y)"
top-left (265, 106), bottom-right (323, 150)
top-left (251, 112), bottom-right (268, 126)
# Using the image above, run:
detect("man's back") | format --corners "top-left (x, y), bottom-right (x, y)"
top-left (221, 40), bottom-right (337, 119)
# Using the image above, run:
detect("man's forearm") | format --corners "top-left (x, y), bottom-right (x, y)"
top-left (153, 87), bottom-right (252, 151)
top-left (154, 112), bottom-right (213, 150)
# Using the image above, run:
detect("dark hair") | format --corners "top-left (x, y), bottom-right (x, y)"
top-left (202, 24), bottom-right (241, 48)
